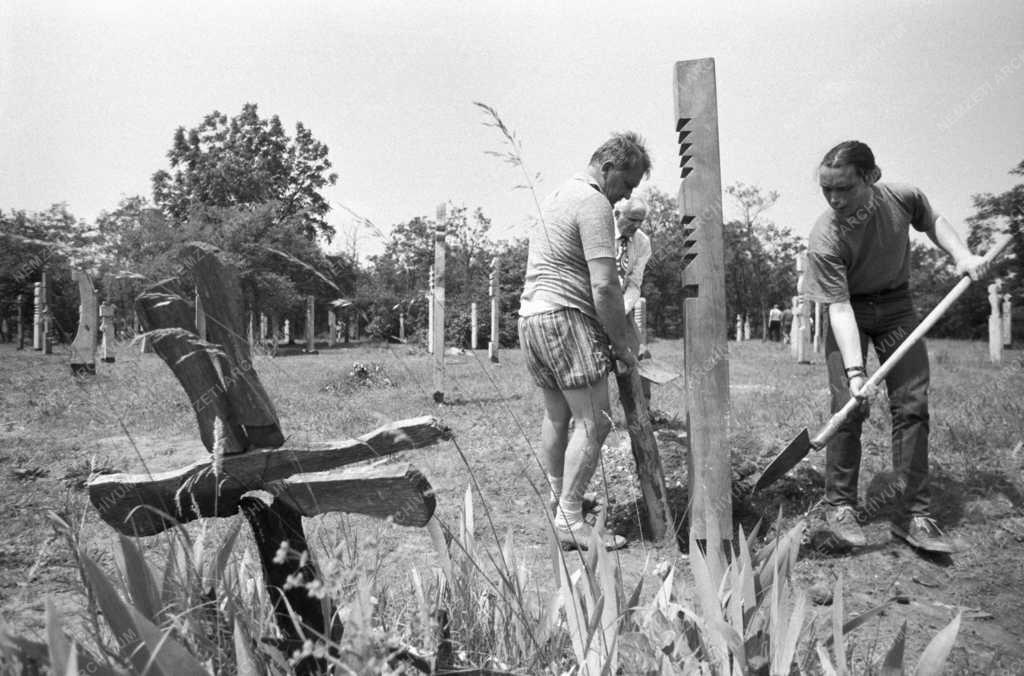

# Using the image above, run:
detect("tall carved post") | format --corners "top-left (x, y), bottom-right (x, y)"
top-left (305, 296), bottom-right (317, 354)
top-left (399, 311), bottom-right (406, 342)
top-left (260, 313), bottom-right (268, 345)
top-left (1003, 293), bottom-right (1013, 347)
top-left (735, 314), bottom-right (743, 341)
top-left (432, 205), bottom-right (447, 403)
top-left (470, 302), bottom-right (478, 350)
top-left (33, 282), bottom-right (42, 351)
top-left (16, 293), bottom-right (25, 350)
top-left (327, 307), bottom-right (337, 348)
top-left (488, 256), bottom-right (500, 363)
top-left (743, 316), bottom-right (751, 341)
top-left (813, 301), bottom-right (823, 353)
top-left (427, 266), bottom-right (435, 354)
top-left (283, 319), bottom-right (291, 344)
top-left (41, 272), bottom-right (52, 354)
top-left (70, 269), bottom-right (99, 375)
top-left (675, 58), bottom-right (732, 543)
top-left (100, 301), bottom-right (116, 363)
top-left (795, 254), bottom-right (812, 364)
top-left (989, 281), bottom-right (1003, 365)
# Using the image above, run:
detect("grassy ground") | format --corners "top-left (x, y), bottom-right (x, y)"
top-left (0, 334), bottom-right (1022, 672)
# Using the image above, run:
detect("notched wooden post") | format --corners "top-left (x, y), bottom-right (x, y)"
top-left (675, 58), bottom-right (733, 546)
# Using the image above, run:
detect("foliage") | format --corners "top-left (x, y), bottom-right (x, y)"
top-left (152, 103), bottom-right (338, 242)
top-left (723, 184), bottom-right (802, 338)
top-left (966, 158), bottom-right (1023, 304)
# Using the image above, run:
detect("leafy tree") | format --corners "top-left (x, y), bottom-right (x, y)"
top-left (966, 159), bottom-right (1023, 302)
top-left (638, 186), bottom-right (687, 338)
top-left (151, 103), bottom-right (338, 242)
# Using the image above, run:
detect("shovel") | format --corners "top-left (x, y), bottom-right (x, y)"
top-left (753, 236), bottom-right (1012, 493)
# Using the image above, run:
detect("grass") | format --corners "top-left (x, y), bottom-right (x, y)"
top-left (0, 335), bottom-right (1021, 673)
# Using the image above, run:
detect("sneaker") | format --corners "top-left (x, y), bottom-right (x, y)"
top-left (825, 505), bottom-right (867, 547)
top-left (555, 522), bottom-right (627, 551)
top-left (891, 516), bottom-right (960, 554)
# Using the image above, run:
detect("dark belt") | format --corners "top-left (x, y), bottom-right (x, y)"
top-left (849, 283), bottom-right (909, 304)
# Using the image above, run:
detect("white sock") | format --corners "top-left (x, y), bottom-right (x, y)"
top-left (557, 497), bottom-right (584, 531)
top-left (547, 474), bottom-right (563, 507)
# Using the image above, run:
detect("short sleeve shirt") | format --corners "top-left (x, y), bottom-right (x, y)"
top-left (804, 183), bottom-right (937, 304)
top-left (519, 173), bottom-right (615, 318)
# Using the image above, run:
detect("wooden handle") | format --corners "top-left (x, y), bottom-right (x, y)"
top-left (811, 237), bottom-right (1012, 449)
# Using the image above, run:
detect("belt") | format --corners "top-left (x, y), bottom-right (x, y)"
top-left (849, 283), bottom-right (909, 303)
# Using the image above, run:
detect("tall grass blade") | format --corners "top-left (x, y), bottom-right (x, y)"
top-left (822, 602), bottom-right (891, 647)
top-left (881, 619), bottom-right (907, 675)
top-left (913, 611), bottom-right (962, 676)
top-left (45, 599), bottom-right (71, 676)
top-left (232, 615), bottom-right (261, 676)
top-left (79, 551), bottom-right (151, 673)
top-left (832, 574), bottom-right (846, 675)
top-left (776, 590), bottom-right (807, 675)
top-left (816, 642), bottom-right (839, 676)
top-left (118, 535), bottom-right (161, 622)
top-left (211, 518), bottom-right (242, 583)
top-left (426, 517), bottom-right (453, 584)
top-left (129, 603), bottom-right (209, 676)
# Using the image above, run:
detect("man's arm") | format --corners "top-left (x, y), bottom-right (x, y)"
top-left (589, 257), bottom-right (639, 368)
top-left (927, 215), bottom-right (989, 280)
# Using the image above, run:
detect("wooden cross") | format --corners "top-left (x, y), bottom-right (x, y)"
top-left (87, 243), bottom-right (446, 671)
top-left (674, 58), bottom-right (733, 544)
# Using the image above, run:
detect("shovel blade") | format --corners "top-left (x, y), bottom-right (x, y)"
top-left (638, 358), bottom-right (681, 385)
top-left (753, 428), bottom-right (812, 493)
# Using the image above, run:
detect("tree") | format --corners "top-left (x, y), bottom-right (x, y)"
top-left (151, 104), bottom-right (338, 242)
top-left (723, 183), bottom-right (799, 338)
top-left (966, 158), bottom-right (1023, 302)
top-left (637, 186), bottom-right (688, 338)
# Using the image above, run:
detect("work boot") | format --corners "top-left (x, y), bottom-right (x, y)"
top-left (825, 505), bottom-right (867, 547)
top-left (891, 516), bottom-right (961, 554)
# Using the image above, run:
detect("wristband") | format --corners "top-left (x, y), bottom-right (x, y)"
top-left (844, 365), bottom-right (866, 383)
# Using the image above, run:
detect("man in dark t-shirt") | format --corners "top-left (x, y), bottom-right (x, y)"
top-left (804, 140), bottom-right (989, 554)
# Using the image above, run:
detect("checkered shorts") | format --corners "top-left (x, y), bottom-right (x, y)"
top-left (518, 308), bottom-right (612, 390)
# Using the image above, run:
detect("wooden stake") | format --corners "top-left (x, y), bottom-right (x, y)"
top-left (675, 57), bottom-right (732, 543)
top-left (433, 205), bottom-right (447, 402)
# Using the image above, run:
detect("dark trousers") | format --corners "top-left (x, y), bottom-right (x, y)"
top-left (824, 291), bottom-right (931, 516)
top-left (768, 320), bottom-right (782, 341)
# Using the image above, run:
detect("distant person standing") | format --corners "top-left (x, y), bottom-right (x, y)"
top-left (804, 140), bottom-right (989, 554)
top-left (518, 132), bottom-right (650, 551)
top-left (768, 304), bottom-right (783, 342)
top-left (781, 305), bottom-right (794, 344)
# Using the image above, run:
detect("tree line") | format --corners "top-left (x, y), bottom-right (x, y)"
top-left (2, 104), bottom-right (1021, 346)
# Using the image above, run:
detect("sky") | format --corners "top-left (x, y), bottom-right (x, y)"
top-left (2, 0), bottom-right (1023, 260)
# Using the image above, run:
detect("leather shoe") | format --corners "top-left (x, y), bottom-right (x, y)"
top-left (555, 522), bottom-right (627, 551)
top-left (891, 516), bottom-right (961, 554)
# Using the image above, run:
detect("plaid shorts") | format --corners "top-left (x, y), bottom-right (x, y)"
top-left (518, 308), bottom-right (612, 390)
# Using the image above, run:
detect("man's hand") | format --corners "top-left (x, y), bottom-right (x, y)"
top-left (954, 254), bottom-right (991, 282)
top-left (847, 372), bottom-right (873, 422)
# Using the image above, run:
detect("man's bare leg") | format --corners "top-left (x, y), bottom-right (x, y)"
top-left (557, 380), bottom-right (611, 529)
top-left (540, 387), bottom-right (571, 507)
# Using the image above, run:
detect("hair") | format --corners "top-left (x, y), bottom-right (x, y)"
top-left (614, 196), bottom-right (649, 217)
top-left (589, 131), bottom-right (652, 177)
top-left (819, 140), bottom-right (882, 181)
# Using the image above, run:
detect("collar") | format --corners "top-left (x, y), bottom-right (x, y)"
top-left (574, 172), bottom-right (604, 196)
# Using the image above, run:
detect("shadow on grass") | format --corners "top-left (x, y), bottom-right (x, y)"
top-left (442, 394), bottom-right (523, 407)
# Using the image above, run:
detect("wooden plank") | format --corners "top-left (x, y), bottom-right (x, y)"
top-left (638, 357), bottom-right (681, 385)
top-left (135, 287), bottom-right (245, 455)
top-left (675, 58), bottom-right (733, 542)
top-left (432, 207), bottom-right (447, 402)
top-left (88, 416), bottom-right (450, 535)
top-left (615, 365), bottom-right (675, 541)
top-left (183, 243), bottom-right (284, 448)
top-left (268, 464), bottom-right (435, 526)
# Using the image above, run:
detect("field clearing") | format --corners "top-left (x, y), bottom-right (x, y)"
top-left (0, 335), bottom-right (1022, 673)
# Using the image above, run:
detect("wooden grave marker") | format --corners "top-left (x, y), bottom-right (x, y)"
top-left (88, 243), bottom-right (446, 672)
top-left (70, 268), bottom-right (99, 375)
top-left (674, 57), bottom-right (732, 543)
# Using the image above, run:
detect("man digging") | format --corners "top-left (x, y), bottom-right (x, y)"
top-left (805, 140), bottom-right (990, 554)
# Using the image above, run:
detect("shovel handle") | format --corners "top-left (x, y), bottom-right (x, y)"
top-left (810, 236), bottom-right (1012, 449)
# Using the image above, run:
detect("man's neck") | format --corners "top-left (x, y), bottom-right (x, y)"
top-left (584, 164), bottom-right (605, 194)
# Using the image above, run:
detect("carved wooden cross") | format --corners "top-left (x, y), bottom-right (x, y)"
top-left (87, 243), bottom-right (447, 671)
